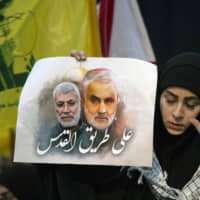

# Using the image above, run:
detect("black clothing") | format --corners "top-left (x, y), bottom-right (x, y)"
top-left (0, 163), bottom-right (44, 200)
top-left (138, 1), bottom-right (200, 66)
top-left (37, 122), bottom-right (132, 200)
top-left (159, 52), bottom-right (200, 98)
top-left (37, 164), bottom-right (131, 200)
top-left (126, 53), bottom-right (200, 200)
top-left (154, 53), bottom-right (200, 189)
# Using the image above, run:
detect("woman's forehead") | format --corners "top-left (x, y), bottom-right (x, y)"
top-left (162, 86), bottom-right (199, 99)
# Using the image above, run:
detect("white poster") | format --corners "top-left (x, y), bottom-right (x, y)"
top-left (14, 57), bottom-right (157, 167)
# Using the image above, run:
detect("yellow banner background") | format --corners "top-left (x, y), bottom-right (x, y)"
top-left (0, 0), bottom-right (101, 157)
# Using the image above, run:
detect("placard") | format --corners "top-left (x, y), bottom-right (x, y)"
top-left (14, 57), bottom-right (157, 167)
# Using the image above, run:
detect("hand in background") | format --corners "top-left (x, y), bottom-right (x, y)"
top-left (190, 118), bottom-right (200, 133)
top-left (70, 50), bottom-right (87, 61)
top-left (0, 185), bottom-right (18, 200)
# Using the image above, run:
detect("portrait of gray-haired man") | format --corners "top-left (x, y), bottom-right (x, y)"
top-left (53, 82), bottom-right (81, 129)
top-left (79, 68), bottom-right (122, 153)
top-left (36, 82), bottom-right (82, 155)
top-left (81, 68), bottom-right (119, 131)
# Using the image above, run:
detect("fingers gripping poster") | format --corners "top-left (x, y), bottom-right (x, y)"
top-left (14, 57), bottom-right (157, 167)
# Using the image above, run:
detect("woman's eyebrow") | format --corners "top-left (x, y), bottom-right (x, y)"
top-left (165, 90), bottom-right (178, 98)
top-left (184, 96), bottom-right (200, 102)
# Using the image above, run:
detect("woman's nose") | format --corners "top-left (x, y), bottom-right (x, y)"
top-left (172, 103), bottom-right (184, 120)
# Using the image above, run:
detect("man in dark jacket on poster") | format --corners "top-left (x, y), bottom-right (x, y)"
top-left (36, 82), bottom-right (82, 155)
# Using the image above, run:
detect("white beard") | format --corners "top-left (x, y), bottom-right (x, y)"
top-left (84, 105), bottom-right (116, 130)
top-left (56, 105), bottom-right (81, 128)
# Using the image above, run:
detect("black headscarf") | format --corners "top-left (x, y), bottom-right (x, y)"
top-left (154, 52), bottom-right (200, 189)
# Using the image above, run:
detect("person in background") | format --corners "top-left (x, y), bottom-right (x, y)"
top-left (127, 52), bottom-right (200, 200)
top-left (0, 185), bottom-right (17, 200)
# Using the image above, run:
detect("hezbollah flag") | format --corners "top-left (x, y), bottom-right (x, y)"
top-left (0, 0), bottom-right (101, 157)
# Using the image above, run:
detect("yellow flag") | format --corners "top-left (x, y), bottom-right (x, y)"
top-left (0, 0), bottom-right (101, 157)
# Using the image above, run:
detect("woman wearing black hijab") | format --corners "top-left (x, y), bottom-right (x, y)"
top-left (129, 52), bottom-right (200, 200)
